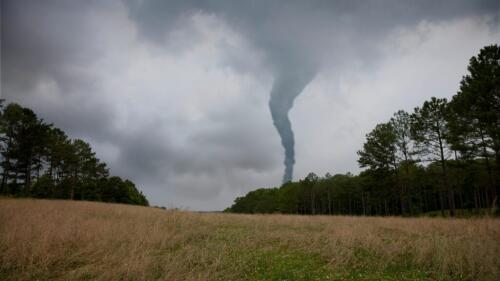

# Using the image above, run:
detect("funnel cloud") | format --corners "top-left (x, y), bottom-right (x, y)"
top-left (270, 70), bottom-right (316, 183)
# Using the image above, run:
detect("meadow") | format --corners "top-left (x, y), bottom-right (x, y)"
top-left (1, 198), bottom-right (499, 281)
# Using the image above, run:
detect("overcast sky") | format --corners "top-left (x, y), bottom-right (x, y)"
top-left (1, 0), bottom-right (499, 210)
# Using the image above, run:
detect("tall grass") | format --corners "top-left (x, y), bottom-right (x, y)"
top-left (1, 198), bottom-right (499, 280)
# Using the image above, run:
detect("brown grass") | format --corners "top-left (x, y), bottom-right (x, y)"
top-left (1, 198), bottom-right (499, 281)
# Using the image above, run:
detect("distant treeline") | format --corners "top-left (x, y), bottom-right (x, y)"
top-left (0, 102), bottom-right (149, 206)
top-left (227, 45), bottom-right (499, 217)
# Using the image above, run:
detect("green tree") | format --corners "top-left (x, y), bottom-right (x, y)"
top-left (44, 127), bottom-right (70, 182)
top-left (302, 172), bottom-right (319, 214)
top-left (0, 103), bottom-right (25, 193)
top-left (358, 122), bottom-right (397, 172)
top-left (0, 101), bottom-right (149, 206)
top-left (357, 123), bottom-right (400, 215)
top-left (0, 103), bottom-right (49, 194)
top-left (448, 44), bottom-right (500, 205)
top-left (391, 110), bottom-right (414, 214)
top-left (411, 97), bottom-right (455, 216)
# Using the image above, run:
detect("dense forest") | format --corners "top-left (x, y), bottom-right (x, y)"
top-left (227, 45), bottom-right (500, 217)
top-left (0, 102), bottom-right (149, 206)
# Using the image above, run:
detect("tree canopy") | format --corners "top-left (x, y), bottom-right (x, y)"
top-left (227, 45), bottom-right (500, 217)
top-left (0, 101), bottom-right (149, 206)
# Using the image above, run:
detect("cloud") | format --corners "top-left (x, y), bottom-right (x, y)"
top-left (1, 0), bottom-right (499, 210)
top-left (292, 16), bottom-right (500, 179)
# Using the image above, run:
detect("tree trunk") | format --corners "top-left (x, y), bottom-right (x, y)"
top-left (474, 188), bottom-right (479, 213)
top-left (439, 192), bottom-right (445, 216)
top-left (1, 157), bottom-right (10, 193)
top-left (348, 193), bottom-right (352, 214)
top-left (437, 130), bottom-right (455, 217)
top-left (24, 157), bottom-right (32, 193)
top-left (327, 191), bottom-right (332, 215)
top-left (1, 136), bottom-right (13, 194)
top-left (480, 130), bottom-right (496, 206)
top-left (311, 188), bottom-right (315, 215)
top-left (495, 151), bottom-right (500, 208)
top-left (361, 192), bottom-right (366, 216)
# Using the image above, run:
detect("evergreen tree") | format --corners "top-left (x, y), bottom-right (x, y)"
top-left (0, 102), bottom-right (149, 206)
top-left (357, 122), bottom-right (397, 172)
top-left (411, 97), bottom-right (455, 216)
top-left (448, 44), bottom-right (500, 205)
top-left (391, 110), bottom-right (414, 214)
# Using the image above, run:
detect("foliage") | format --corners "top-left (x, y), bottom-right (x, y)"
top-left (358, 122), bottom-right (397, 172)
top-left (228, 45), bottom-right (499, 217)
top-left (0, 102), bottom-right (148, 206)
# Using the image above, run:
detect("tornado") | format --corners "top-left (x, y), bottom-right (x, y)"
top-left (269, 69), bottom-right (316, 183)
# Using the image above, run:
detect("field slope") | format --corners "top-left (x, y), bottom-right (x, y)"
top-left (1, 198), bottom-right (499, 281)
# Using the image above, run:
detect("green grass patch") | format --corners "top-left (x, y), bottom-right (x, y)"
top-left (212, 224), bottom-right (436, 281)
top-left (226, 249), bottom-right (334, 281)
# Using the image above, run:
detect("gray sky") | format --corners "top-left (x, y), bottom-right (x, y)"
top-left (1, 0), bottom-right (499, 210)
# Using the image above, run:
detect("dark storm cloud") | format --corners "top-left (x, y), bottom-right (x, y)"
top-left (1, 0), bottom-right (119, 139)
top-left (1, 0), bottom-right (499, 210)
top-left (126, 0), bottom-right (499, 70)
top-left (2, 1), bottom-right (111, 90)
top-left (125, 0), bottom-right (499, 182)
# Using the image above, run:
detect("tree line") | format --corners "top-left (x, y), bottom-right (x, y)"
top-left (227, 45), bottom-right (499, 217)
top-left (0, 102), bottom-right (149, 206)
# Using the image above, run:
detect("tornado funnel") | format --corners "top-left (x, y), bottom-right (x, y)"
top-left (269, 69), bottom-right (316, 183)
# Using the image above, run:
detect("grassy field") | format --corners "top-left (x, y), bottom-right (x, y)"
top-left (1, 198), bottom-right (499, 281)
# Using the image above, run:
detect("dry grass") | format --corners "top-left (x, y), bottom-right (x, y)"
top-left (1, 198), bottom-right (499, 281)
